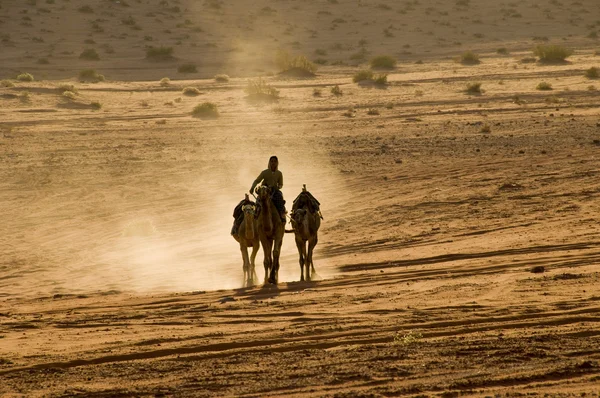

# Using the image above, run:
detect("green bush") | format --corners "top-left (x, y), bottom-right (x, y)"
top-left (192, 102), bottom-right (219, 118)
top-left (146, 46), bottom-right (174, 61)
top-left (177, 63), bottom-right (197, 73)
top-left (536, 81), bottom-right (553, 90)
top-left (17, 73), bottom-right (34, 82)
top-left (585, 67), bottom-right (599, 79)
top-left (79, 48), bottom-right (100, 60)
top-left (370, 55), bottom-right (396, 69)
top-left (533, 44), bottom-right (573, 63)
top-left (459, 51), bottom-right (480, 65)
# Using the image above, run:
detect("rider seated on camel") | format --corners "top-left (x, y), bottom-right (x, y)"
top-left (250, 156), bottom-right (287, 223)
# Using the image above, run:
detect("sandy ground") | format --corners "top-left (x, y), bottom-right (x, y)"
top-left (2, 0), bottom-right (600, 396)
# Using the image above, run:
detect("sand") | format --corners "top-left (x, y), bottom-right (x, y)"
top-left (2, 0), bottom-right (600, 396)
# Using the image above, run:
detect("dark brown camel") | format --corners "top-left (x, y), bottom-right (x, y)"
top-left (290, 206), bottom-right (320, 282)
top-left (255, 185), bottom-right (285, 284)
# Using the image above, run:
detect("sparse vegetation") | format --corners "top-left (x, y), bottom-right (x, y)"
top-left (79, 48), bottom-right (100, 60)
top-left (536, 81), bottom-right (553, 90)
top-left (91, 101), bottom-right (102, 110)
top-left (192, 102), bottom-right (219, 118)
top-left (275, 50), bottom-right (317, 76)
top-left (62, 90), bottom-right (77, 100)
top-left (214, 74), bottom-right (229, 82)
top-left (1, 79), bottom-right (15, 87)
top-left (496, 47), bottom-right (509, 55)
top-left (313, 88), bottom-right (322, 97)
top-left (245, 78), bottom-right (280, 101)
top-left (480, 124), bottom-right (491, 133)
top-left (79, 69), bottom-right (105, 82)
top-left (353, 69), bottom-right (373, 83)
top-left (145, 46), bottom-right (174, 61)
top-left (370, 55), bottom-right (396, 69)
top-left (459, 51), bottom-right (480, 65)
top-left (182, 86), bottom-right (201, 96)
top-left (17, 73), bottom-right (34, 82)
top-left (178, 63), bottom-right (197, 73)
top-left (367, 108), bottom-right (380, 115)
top-left (159, 77), bottom-right (170, 87)
top-left (585, 67), bottom-right (599, 79)
top-left (394, 330), bottom-right (422, 346)
top-left (57, 84), bottom-right (77, 94)
top-left (331, 85), bottom-right (342, 96)
top-left (533, 44), bottom-right (573, 63)
top-left (465, 82), bottom-right (482, 94)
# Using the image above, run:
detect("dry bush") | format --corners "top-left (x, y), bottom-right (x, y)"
top-left (182, 87), bottom-right (201, 96)
top-left (192, 102), bottom-right (219, 118)
top-left (91, 101), bottom-right (102, 109)
top-left (370, 55), bottom-right (396, 69)
top-left (353, 69), bottom-right (373, 82)
top-left (533, 44), bottom-right (573, 63)
top-left (57, 84), bottom-right (77, 94)
top-left (496, 47), bottom-right (509, 55)
top-left (62, 90), bottom-right (77, 100)
top-left (1, 79), bottom-right (15, 87)
top-left (79, 69), bottom-right (105, 82)
top-left (146, 46), bottom-right (174, 61)
top-left (367, 108), bottom-right (380, 115)
top-left (465, 82), bottom-right (482, 94)
top-left (178, 64), bottom-right (197, 73)
top-left (17, 73), bottom-right (34, 82)
top-left (159, 77), bottom-right (170, 87)
top-left (459, 51), bottom-right (480, 65)
top-left (79, 48), bottom-right (100, 60)
top-left (214, 74), bottom-right (229, 82)
top-left (313, 88), bottom-right (322, 97)
top-left (275, 50), bottom-right (317, 76)
top-left (585, 67), bottom-right (598, 79)
top-left (331, 84), bottom-right (342, 96)
top-left (536, 81), bottom-right (553, 90)
top-left (245, 78), bottom-right (280, 101)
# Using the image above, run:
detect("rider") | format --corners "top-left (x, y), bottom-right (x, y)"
top-left (250, 156), bottom-right (287, 222)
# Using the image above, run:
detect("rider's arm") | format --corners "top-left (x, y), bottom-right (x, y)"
top-left (250, 170), bottom-right (265, 193)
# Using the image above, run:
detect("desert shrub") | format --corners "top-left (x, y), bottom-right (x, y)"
top-left (533, 44), bottom-right (573, 63)
top-left (536, 81), bottom-right (553, 90)
top-left (79, 69), bottom-right (105, 82)
top-left (374, 74), bottom-right (388, 85)
top-left (1, 79), bottom-right (15, 87)
top-left (459, 51), bottom-right (480, 65)
top-left (585, 67), bottom-right (599, 79)
top-left (465, 82), bottom-right (482, 94)
top-left (331, 84), bottom-right (342, 96)
top-left (496, 47), bottom-right (509, 55)
top-left (182, 86), bottom-right (201, 96)
top-left (62, 90), bottom-right (77, 100)
top-left (370, 55), bottom-right (396, 69)
top-left (192, 102), bottom-right (219, 118)
top-left (91, 101), bottom-right (102, 109)
top-left (353, 69), bottom-right (373, 82)
top-left (177, 63), bottom-right (197, 73)
top-left (146, 46), bottom-right (174, 61)
top-left (57, 84), bottom-right (77, 94)
top-left (159, 77), bottom-right (170, 86)
top-left (78, 5), bottom-right (93, 13)
top-left (79, 48), bottom-right (100, 60)
top-left (367, 108), bottom-right (380, 115)
top-left (19, 91), bottom-right (31, 102)
top-left (313, 88), bottom-right (322, 96)
top-left (17, 73), bottom-right (34, 82)
top-left (245, 78), bottom-right (279, 100)
top-left (480, 124), bottom-right (491, 133)
top-left (275, 50), bottom-right (317, 75)
top-left (214, 74), bottom-right (229, 82)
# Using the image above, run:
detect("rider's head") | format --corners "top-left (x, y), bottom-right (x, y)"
top-left (268, 156), bottom-right (278, 171)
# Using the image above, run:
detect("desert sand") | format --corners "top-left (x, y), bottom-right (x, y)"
top-left (2, 0), bottom-right (600, 396)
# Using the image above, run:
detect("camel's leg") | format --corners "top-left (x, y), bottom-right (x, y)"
top-left (295, 236), bottom-right (307, 281)
top-left (240, 242), bottom-right (250, 287)
top-left (269, 236), bottom-right (284, 284)
top-left (261, 238), bottom-right (273, 284)
top-left (249, 239), bottom-right (260, 286)
top-left (307, 234), bottom-right (318, 281)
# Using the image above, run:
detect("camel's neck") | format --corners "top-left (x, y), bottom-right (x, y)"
top-left (244, 213), bottom-right (255, 240)
top-left (299, 213), bottom-right (310, 239)
top-left (260, 197), bottom-right (274, 233)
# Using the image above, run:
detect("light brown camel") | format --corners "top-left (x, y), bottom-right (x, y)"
top-left (290, 207), bottom-right (321, 282)
top-left (232, 200), bottom-right (260, 287)
top-left (255, 185), bottom-right (285, 284)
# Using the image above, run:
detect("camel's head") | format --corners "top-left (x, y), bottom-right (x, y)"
top-left (291, 208), bottom-right (307, 225)
top-left (242, 203), bottom-right (257, 219)
top-left (256, 185), bottom-right (271, 202)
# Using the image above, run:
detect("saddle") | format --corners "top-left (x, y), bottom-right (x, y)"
top-left (291, 185), bottom-right (322, 219)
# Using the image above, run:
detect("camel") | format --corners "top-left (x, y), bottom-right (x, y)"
top-left (255, 185), bottom-right (285, 284)
top-left (232, 199), bottom-right (260, 287)
top-left (290, 190), bottom-right (321, 282)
